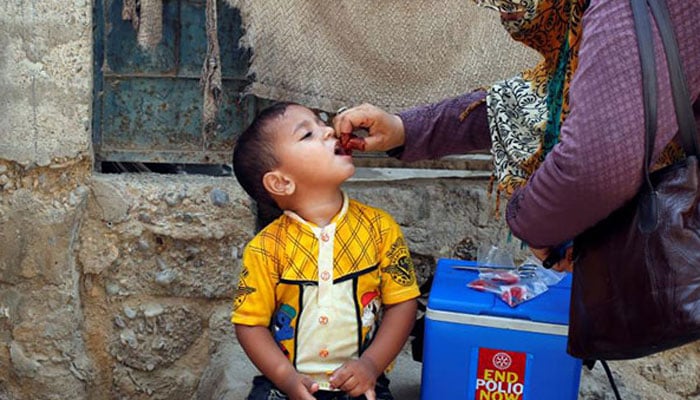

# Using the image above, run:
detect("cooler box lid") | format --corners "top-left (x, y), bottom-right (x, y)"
top-left (427, 258), bottom-right (572, 326)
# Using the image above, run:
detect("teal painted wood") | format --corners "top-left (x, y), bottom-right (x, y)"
top-left (93, 0), bottom-right (258, 165)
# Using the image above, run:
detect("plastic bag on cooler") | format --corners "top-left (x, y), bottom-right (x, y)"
top-left (467, 247), bottom-right (566, 307)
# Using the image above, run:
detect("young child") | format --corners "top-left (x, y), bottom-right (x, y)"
top-left (231, 102), bottom-right (420, 400)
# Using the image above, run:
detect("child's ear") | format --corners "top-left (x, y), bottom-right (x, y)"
top-left (263, 170), bottom-right (296, 197)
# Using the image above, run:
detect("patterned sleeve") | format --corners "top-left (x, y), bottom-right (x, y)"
top-left (395, 90), bottom-right (491, 162)
top-left (231, 238), bottom-right (278, 326)
top-left (506, 0), bottom-right (700, 247)
top-left (376, 211), bottom-right (421, 305)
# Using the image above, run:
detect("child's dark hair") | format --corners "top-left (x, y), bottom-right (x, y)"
top-left (233, 101), bottom-right (298, 207)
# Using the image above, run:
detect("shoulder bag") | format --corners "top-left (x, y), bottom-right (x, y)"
top-left (568, 0), bottom-right (700, 360)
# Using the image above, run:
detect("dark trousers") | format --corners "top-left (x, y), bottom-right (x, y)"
top-left (246, 374), bottom-right (394, 400)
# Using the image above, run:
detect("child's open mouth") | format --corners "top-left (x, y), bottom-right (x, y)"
top-left (335, 143), bottom-right (352, 156)
top-left (338, 133), bottom-right (366, 155)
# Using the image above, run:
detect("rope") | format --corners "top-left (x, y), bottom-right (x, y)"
top-left (201, 0), bottom-right (223, 141)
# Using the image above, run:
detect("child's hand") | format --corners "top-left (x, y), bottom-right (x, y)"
top-left (279, 372), bottom-right (319, 400)
top-left (329, 358), bottom-right (379, 399)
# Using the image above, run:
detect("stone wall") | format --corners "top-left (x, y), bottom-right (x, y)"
top-left (77, 173), bottom-right (255, 399)
top-left (1, 0), bottom-right (698, 399)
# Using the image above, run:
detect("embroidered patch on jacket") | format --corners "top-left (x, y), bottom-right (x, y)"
top-left (383, 237), bottom-right (417, 287)
top-left (233, 267), bottom-right (257, 311)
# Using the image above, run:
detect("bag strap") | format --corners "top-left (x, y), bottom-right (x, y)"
top-left (631, 0), bottom-right (698, 232)
top-left (633, 0), bottom-right (699, 164)
top-left (630, 0), bottom-right (657, 195)
top-left (646, 0), bottom-right (699, 157)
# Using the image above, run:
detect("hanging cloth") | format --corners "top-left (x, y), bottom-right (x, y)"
top-left (122, 0), bottom-right (163, 50)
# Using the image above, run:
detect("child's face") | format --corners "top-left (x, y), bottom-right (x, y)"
top-left (270, 105), bottom-right (355, 188)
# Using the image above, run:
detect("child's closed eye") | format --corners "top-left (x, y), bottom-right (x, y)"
top-left (301, 132), bottom-right (312, 140)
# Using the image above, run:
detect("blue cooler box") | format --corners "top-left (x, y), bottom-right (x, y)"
top-left (421, 258), bottom-right (582, 400)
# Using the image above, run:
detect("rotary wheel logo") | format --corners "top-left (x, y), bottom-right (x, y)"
top-left (492, 352), bottom-right (512, 370)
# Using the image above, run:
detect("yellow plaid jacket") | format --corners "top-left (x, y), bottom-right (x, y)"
top-left (232, 194), bottom-right (420, 389)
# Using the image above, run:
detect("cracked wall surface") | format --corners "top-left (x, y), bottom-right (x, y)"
top-left (0, 0), bottom-right (698, 399)
top-left (0, 0), bottom-right (92, 167)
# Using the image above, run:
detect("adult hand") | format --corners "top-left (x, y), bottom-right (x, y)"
top-left (278, 372), bottom-right (319, 400)
top-left (530, 245), bottom-right (574, 272)
top-left (329, 357), bottom-right (378, 399)
top-left (332, 103), bottom-right (406, 152)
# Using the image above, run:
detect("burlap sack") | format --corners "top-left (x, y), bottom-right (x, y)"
top-left (227, 0), bottom-right (540, 112)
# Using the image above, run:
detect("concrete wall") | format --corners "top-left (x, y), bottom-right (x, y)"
top-left (1, 1), bottom-right (698, 399)
top-left (1, 1), bottom-right (94, 398)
